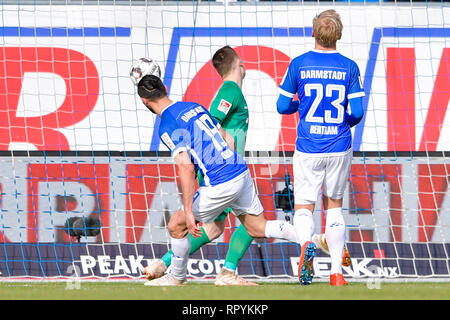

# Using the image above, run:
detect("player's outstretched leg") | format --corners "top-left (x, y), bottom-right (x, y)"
top-left (230, 212), bottom-right (298, 284)
top-left (216, 218), bottom-right (299, 286)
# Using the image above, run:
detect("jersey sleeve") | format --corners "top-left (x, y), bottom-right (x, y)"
top-left (278, 60), bottom-right (298, 99)
top-left (209, 86), bottom-right (241, 124)
top-left (348, 96), bottom-right (364, 127)
top-left (347, 61), bottom-right (365, 99)
top-left (159, 116), bottom-right (188, 158)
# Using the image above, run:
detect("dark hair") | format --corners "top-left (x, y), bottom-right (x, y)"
top-left (137, 75), bottom-right (166, 101)
top-left (212, 45), bottom-right (240, 78)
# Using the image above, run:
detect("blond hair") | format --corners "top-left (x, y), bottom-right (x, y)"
top-left (313, 10), bottom-right (343, 48)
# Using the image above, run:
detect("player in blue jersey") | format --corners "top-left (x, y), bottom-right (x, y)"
top-left (277, 9), bottom-right (364, 286)
top-left (136, 75), bottom-right (298, 286)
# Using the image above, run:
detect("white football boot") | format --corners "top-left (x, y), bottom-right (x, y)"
top-left (214, 268), bottom-right (258, 286)
top-left (144, 273), bottom-right (186, 286)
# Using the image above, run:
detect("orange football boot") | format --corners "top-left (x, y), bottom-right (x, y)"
top-left (330, 273), bottom-right (348, 286)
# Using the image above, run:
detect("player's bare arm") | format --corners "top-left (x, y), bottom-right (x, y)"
top-left (219, 127), bottom-right (236, 151)
top-left (174, 150), bottom-right (202, 238)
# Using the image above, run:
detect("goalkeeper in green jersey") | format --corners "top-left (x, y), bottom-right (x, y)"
top-left (144, 46), bottom-right (259, 285)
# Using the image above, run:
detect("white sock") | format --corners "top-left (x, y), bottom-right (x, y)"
top-left (264, 220), bottom-right (298, 243)
top-left (325, 207), bottom-right (346, 275)
top-left (170, 235), bottom-right (190, 281)
top-left (293, 209), bottom-right (314, 247)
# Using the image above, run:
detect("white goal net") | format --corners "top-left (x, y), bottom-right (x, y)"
top-left (0, 0), bottom-right (449, 281)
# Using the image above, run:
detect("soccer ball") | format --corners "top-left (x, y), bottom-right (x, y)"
top-left (129, 58), bottom-right (161, 85)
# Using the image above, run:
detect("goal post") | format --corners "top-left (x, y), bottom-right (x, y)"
top-left (0, 1), bottom-right (449, 281)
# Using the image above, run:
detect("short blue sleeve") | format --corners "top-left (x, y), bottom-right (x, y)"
top-left (348, 62), bottom-right (365, 99)
top-left (278, 60), bottom-right (298, 99)
top-left (159, 114), bottom-right (188, 157)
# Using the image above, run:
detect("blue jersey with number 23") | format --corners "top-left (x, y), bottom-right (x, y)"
top-left (279, 50), bottom-right (365, 154)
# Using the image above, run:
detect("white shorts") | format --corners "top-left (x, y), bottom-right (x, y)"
top-left (192, 170), bottom-right (264, 223)
top-left (293, 149), bottom-right (352, 205)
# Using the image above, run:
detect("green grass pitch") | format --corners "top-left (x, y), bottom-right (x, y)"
top-left (0, 281), bottom-right (449, 300)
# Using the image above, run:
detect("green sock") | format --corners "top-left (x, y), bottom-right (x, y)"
top-left (161, 250), bottom-right (172, 268)
top-left (223, 224), bottom-right (254, 271)
top-left (160, 227), bottom-right (211, 268)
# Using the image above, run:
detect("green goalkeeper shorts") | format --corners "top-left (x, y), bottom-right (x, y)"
top-left (197, 170), bottom-right (232, 222)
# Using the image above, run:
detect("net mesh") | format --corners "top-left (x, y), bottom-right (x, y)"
top-left (0, 0), bottom-right (449, 280)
